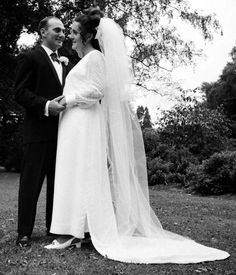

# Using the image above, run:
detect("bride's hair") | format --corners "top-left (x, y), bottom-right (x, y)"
top-left (74, 7), bottom-right (104, 51)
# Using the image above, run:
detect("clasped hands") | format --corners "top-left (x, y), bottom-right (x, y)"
top-left (48, 95), bottom-right (92, 115)
top-left (48, 96), bottom-right (67, 116)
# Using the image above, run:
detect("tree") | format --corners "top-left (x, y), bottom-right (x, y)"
top-left (136, 105), bottom-right (152, 129)
top-left (202, 46), bottom-right (236, 137)
top-left (203, 46), bottom-right (236, 116)
top-left (53, 0), bottom-right (221, 88)
top-left (158, 93), bottom-right (233, 160)
top-left (0, 0), bottom-right (54, 54)
top-left (1, 1), bottom-right (221, 77)
top-left (0, 52), bottom-right (24, 170)
top-left (142, 107), bottom-right (152, 129)
top-left (203, 64), bottom-right (236, 117)
top-left (136, 105), bottom-right (145, 121)
top-left (101, 0), bottom-right (221, 87)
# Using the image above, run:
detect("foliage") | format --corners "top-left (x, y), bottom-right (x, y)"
top-left (186, 151), bottom-right (236, 195)
top-left (136, 105), bottom-right (145, 121)
top-left (158, 93), bottom-right (233, 160)
top-left (0, 0), bottom-right (54, 54)
top-left (142, 127), bottom-right (160, 155)
top-left (142, 127), bottom-right (199, 186)
top-left (136, 106), bottom-right (152, 129)
top-left (202, 46), bottom-right (236, 137)
top-left (0, 112), bottom-right (24, 171)
top-left (29, 0), bottom-right (221, 74)
top-left (202, 64), bottom-right (236, 119)
top-left (142, 107), bottom-right (152, 129)
top-left (0, 53), bottom-right (24, 170)
top-left (147, 157), bottom-right (170, 186)
top-left (1, 0), bottom-right (221, 79)
top-left (141, 91), bottom-right (235, 188)
top-left (99, 0), bottom-right (221, 86)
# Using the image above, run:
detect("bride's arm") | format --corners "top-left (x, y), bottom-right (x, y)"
top-left (65, 52), bottom-right (105, 108)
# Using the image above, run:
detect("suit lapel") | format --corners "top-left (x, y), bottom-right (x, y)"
top-left (38, 46), bottom-right (62, 87)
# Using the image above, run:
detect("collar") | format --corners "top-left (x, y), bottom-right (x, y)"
top-left (41, 45), bottom-right (59, 57)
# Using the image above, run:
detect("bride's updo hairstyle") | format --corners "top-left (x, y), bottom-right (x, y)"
top-left (74, 7), bottom-right (104, 51)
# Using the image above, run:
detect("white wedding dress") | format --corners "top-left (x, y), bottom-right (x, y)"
top-left (50, 49), bottom-right (229, 264)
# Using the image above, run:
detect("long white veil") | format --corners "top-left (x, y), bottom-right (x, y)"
top-left (96, 18), bottom-right (167, 238)
top-left (93, 18), bottom-right (229, 263)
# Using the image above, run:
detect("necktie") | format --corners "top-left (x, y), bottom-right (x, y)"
top-left (50, 52), bottom-right (60, 63)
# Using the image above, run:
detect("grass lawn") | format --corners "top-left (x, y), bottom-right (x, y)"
top-left (0, 172), bottom-right (235, 275)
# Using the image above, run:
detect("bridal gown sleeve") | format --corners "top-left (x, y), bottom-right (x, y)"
top-left (65, 51), bottom-right (105, 108)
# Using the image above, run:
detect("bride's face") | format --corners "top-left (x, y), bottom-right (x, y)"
top-left (69, 21), bottom-right (84, 58)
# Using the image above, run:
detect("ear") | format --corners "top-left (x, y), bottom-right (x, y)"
top-left (40, 28), bottom-right (47, 38)
top-left (85, 33), bottom-right (93, 44)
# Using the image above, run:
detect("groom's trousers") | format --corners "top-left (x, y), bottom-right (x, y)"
top-left (17, 141), bottom-right (57, 236)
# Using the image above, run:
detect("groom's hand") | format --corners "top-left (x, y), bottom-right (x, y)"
top-left (48, 95), bottom-right (66, 116)
top-left (59, 97), bottom-right (67, 107)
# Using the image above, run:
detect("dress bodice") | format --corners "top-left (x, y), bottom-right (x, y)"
top-left (63, 50), bottom-right (105, 108)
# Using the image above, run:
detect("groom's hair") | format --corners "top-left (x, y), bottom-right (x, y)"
top-left (38, 16), bottom-right (60, 37)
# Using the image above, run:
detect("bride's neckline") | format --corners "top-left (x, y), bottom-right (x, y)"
top-left (74, 50), bottom-right (101, 68)
top-left (84, 49), bottom-right (100, 57)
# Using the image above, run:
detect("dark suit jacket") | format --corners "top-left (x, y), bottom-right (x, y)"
top-left (15, 46), bottom-right (72, 144)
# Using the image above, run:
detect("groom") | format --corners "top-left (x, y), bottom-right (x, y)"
top-left (14, 16), bottom-right (71, 247)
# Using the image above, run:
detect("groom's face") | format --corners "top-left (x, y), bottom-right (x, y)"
top-left (41, 18), bottom-right (65, 51)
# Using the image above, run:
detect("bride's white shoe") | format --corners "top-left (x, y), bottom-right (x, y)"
top-left (44, 237), bottom-right (81, 249)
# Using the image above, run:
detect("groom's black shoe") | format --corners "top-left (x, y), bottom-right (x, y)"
top-left (16, 235), bottom-right (31, 247)
top-left (82, 232), bottom-right (91, 244)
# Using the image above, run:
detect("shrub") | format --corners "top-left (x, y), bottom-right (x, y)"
top-left (186, 151), bottom-right (236, 195)
top-left (143, 128), bottom-right (199, 186)
top-left (0, 53), bottom-right (23, 171)
top-left (146, 153), bottom-right (192, 186)
top-left (148, 171), bottom-right (166, 186)
top-left (166, 172), bottom-right (186, 186)
top-left (147, 157), bottom-right (172, 185)
top-left (158, 98), bottom-right (233, 161)
top-left (0, 111), bottom-right (24, 171)
top-left (142, 128), bottom-right (160, 157)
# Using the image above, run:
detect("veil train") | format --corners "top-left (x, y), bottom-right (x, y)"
top-left (91, 17), bottom-right (230, 264)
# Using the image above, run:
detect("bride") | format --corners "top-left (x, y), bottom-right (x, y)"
top-left (45, 7), bottom-right (230, 264)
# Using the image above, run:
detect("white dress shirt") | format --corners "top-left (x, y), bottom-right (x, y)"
top-left (41, 45), bottom-right (63, 116)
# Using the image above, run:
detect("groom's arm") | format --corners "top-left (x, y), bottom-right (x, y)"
top-left (14, 53), bottom-right (48, 117)
top-left (15, 53), bottom-right (65, 117)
